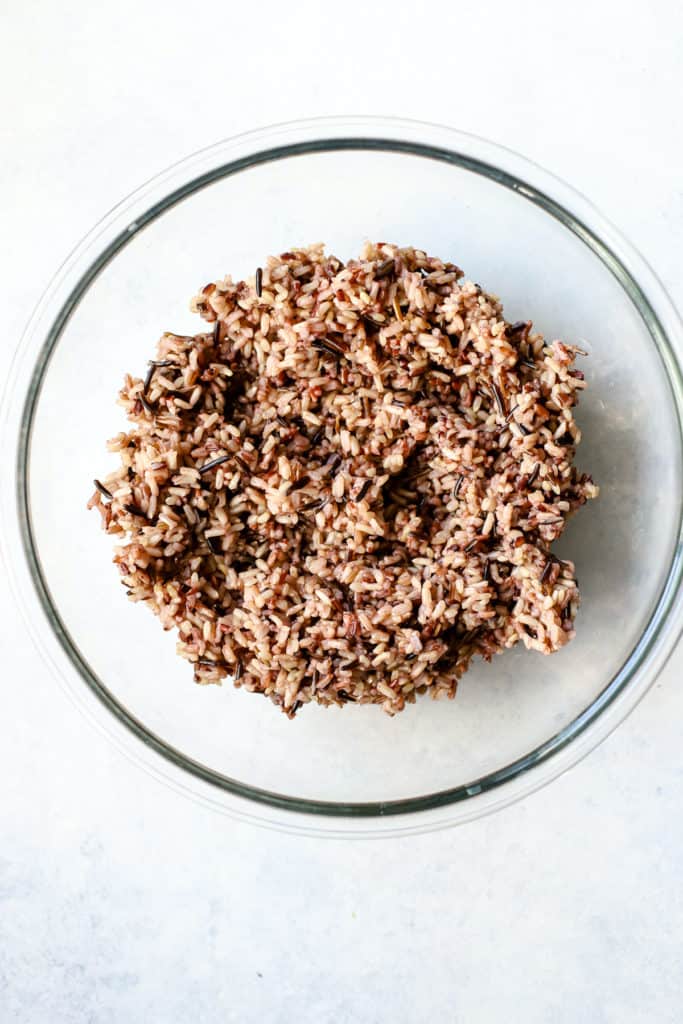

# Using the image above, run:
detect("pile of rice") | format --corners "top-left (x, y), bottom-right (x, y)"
top-left (88, 242), bottom-right (598, 716)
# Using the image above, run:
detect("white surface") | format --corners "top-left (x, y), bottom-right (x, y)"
top-left (1, 2), bottom-right (682, 1020)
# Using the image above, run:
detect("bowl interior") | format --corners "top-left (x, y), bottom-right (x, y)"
top-left (26, 146), bottom-right (682, 804)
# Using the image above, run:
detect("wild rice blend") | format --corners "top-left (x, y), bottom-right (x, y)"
top-left (89, 243), bottom-right (598, 716)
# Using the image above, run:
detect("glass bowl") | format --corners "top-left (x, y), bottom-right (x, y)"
top-left (3, 116), bottom-right (683, 837)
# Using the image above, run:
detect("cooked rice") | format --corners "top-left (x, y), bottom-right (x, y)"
top-left (88, 242), bottom-right (598, 716)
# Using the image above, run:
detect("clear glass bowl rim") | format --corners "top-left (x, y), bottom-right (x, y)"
top-left (3, 115), bottom-right (683, 838)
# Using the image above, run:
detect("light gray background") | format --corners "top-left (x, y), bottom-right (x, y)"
top-left (1, 2), bottom-right (682, 1021)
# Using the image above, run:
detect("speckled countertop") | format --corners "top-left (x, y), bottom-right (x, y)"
top-left (2, 3), bottom-right (682, 1021)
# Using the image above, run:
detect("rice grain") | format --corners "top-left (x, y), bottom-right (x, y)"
top-left (88, 242), bottom-right (598, 715)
